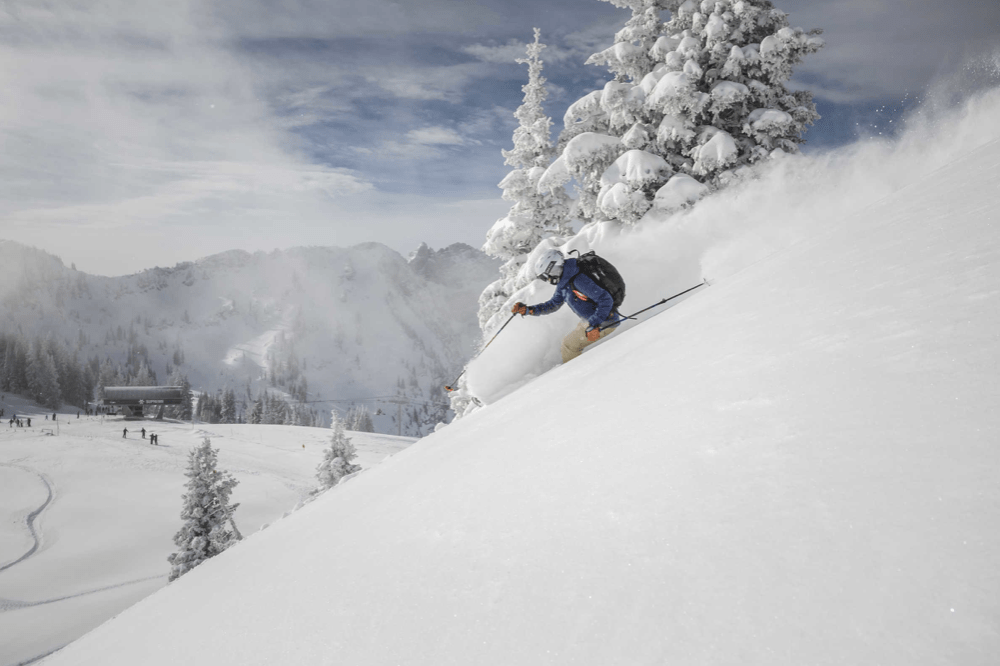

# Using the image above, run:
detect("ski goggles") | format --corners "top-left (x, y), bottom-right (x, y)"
top-left (538, 261), bottom-right (562, 285)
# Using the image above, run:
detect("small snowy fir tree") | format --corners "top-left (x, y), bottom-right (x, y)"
top-left (545, 0), bottom-right (823, 224)
top-left (479, 28), bottom-right (572, 332)
top-left (316, 410), bottom-right (361, 491)
top-left (167, 437), bottom-right (241, 581)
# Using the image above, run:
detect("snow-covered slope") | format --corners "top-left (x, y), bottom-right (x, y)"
top-left (0, 242), bottom-right (499, 434)
top-left (39, 93), bottom-right (1000, 664)
top-left (0, 397), bottom-right (415, 665)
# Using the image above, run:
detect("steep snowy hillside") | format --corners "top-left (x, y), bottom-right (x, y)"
top-left (0, 242), bottom-right (499, 435)
top-left (39, 96), bottom-right (1000, 664)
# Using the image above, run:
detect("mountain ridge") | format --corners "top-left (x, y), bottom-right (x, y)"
top-left (0, 239), bottom-right (499, 435)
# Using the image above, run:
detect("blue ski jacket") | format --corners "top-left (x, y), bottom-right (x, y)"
top-left (527, 258), bottom-right (622, 330)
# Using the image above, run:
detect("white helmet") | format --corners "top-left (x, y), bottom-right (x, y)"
top-left (534, 249), bottom-right (564, 285)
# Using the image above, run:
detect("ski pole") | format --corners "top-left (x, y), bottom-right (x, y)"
top-left (599, 280), bottom-right (708, 331)
top-left (444, 312), bottom-right (517, 392)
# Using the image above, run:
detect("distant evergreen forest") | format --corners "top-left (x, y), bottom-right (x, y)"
top-left (0, 331), bottom-right (323, 426)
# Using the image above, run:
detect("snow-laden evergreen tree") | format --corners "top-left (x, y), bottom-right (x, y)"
top-left (249, 393), bottom-right (263, 424)
top-left (316, 410), bottom-right (361, 491)
top-left (478, 28), bottom-right (572, 333)
top-left (262, 391), bottom-right (287, 424)
top-left (0, 333), bottom-right (93, 408)
top-left (166, 369), bottom-right (193, 420)
top-left (167, 437), bottom-right (240, 581)
top-left (26, 339), bottom-right (62, 409)
top-left (346, 404), bottom-right (374, 432)
top-left (544, 0), bottom-right (823, 224)
top-left (1, 336), bottom-right (28, 394)
top-left (129, 362), bottom-right (155, 387)
top-left (221, 389), bottom-right (237, 424)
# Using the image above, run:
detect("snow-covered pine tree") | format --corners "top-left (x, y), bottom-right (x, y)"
top-left (167, 437), bottom-right (241, 581)
top-left (539, 0), bottom-right (669, 224)
top-left (0, 337), bottom-right (10, 392)
top-left (642, 0), bottom-right (823, 187)
top-left (316, 410), bottom-right (361, 491)
top-left (129, 362), bottom-right (155, 387)
top-left (166, 369), bottom-right (193, 420)
top-left (1, 336), bottom-right (28, 394)
top-left (479, 28), bottom-right (572, 333)
top-left (346, 404), bottom-right (374, 433)
top-left (26, 338), bottom-right (62, 409)
top-left (221, 389), bottom-right (237, 424)
top-left (547, 0), bottom-right (823, 224)
top-left (249, 393), bottom-right (263, 424)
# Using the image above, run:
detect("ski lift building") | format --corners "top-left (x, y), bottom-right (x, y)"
top-left (101, 386), bottom-right (185, 417)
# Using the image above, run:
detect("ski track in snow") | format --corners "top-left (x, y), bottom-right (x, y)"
top-left (0, 574), bottom-right (166, 613)
top-left (13, 646), bottom-right (63, 666)
top-left (0, 463), bottom-right (53, 575)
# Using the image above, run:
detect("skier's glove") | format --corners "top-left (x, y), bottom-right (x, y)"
top-left (586, 327), bottom-right (601, 342)
top-left (512, 302), bottom-right (528, 316)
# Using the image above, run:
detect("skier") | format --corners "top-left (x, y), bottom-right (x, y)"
top-left (141, 427), bottom-right (146, 439)
top-left (511, 249), bottom-right (623, 363)
top-left (123, 428), bottom-right (129, 438)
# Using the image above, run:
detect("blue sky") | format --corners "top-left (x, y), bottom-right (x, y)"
top-left (1, 0), bottom-right (998, 275)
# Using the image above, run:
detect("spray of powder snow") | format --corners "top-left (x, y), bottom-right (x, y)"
top-left (464, 66), bottom-right (1000, 406)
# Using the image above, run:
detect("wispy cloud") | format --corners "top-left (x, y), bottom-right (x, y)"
top-left (463, 39), bottom-right (576, 65)
top-left (407, 127), bottom-right (467, 146)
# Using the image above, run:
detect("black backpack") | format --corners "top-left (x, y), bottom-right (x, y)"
top-left (571, 251), bottom-right (626, 311)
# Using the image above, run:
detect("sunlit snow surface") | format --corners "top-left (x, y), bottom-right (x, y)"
top-left (0, 407), bottom-right (413, 665)
top-left (34, 89), bottom-right (1000, 665)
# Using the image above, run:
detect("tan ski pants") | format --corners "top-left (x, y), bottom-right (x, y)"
top-left (561, 320), bottom-right (617, 363)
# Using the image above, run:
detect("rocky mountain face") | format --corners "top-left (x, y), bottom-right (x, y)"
top-left (0, 239), bottom-right (499, 435)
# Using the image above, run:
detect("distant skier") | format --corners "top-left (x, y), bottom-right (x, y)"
top-left (141, 427), bottom-right (146, 439)
top-left (123, 428), bottom-right (129, 438)
top-left (511, 249), bottom-right (624, 363)
top-left (26, 417), bottom-right (31, 427)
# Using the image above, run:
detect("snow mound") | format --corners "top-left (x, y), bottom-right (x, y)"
top-left (692, 129), bottom-right (738, 173)
top-left (654, 173), bottom-right (709, 210)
